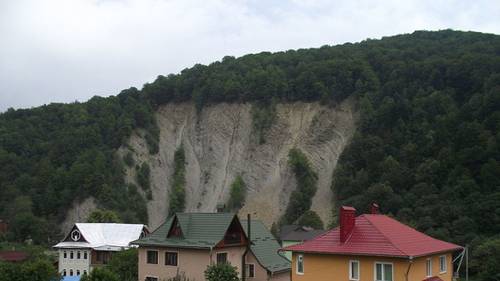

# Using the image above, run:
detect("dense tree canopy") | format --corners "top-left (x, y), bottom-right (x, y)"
top-left (0, 88), bottom-right (154, 243)
top-left (107, 248), bottom-right (138, 281)
top-left (168, 145), bottom-right (187, 215)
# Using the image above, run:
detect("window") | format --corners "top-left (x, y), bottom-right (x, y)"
top-left (426, 258), bottom-right (432, 277)
top-left (145, 277), bottom-right (159, 281)
top-left (349, 260), bottom-right (360, 280)
top-left (439, 256), bottom-right (447, 273)
top-left (84, 252), bottom-right (88, 259)
top-left (76, 270), bottom-right (80, 276)
top-left (63, 251), bottom-right (67, 259)
top-left (245, 264), bottom-right (255, 278)
top-left (216, 252), bottom-right (228, 264)
top-left (375, 262), bottom-right (393, 281)
top-left (165, 252), bottom-right (178, 266)
top-left (70, 251), bottom-right (74, 259)
top-left (77, 251), bottom-right (81, 259)
top-left (147, 250), bottom-right (158, 264)
top-left (296, 254), bottom-right (304, 275)
top-left (96, 252), bottom-right (110, 264)
top-left (62, 270), bottom-right (66, 276)
top-left (83, 270), bottom-right (87, 275)
top-left (70, 269), bottom-right (73, 276)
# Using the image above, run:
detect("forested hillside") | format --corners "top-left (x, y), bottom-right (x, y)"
top-left (0, 30), bottom-right (499, 279)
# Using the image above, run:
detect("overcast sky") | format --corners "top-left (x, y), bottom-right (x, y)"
top-left (0, 0), bottom-right (499, 111)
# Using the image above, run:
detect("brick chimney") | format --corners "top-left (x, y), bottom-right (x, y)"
top-left (370, 203), bottom-right (379, 214)
top-left (340, 206), bottom-right (356, 243)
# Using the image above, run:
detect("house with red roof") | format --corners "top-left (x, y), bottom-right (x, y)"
top-left (284, 205), bottom-right (462, 281)
top-left (0, 251), bottom-right (29, 263)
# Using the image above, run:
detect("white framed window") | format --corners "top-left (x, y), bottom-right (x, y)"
top-left (216, 252), bottom-right (228, 264)
top-left (439, 255), bottom-right (447, 273)
top-left (426, 258), bottom-right (432, 277)
top-left (349, 260), bottom-right (360, 280)
top-left (296, 254), bottom-right (304, 275)
top-left (245, 263), bottom-right (255, 278)
top-left (375, 262), bottom-right (393, 281)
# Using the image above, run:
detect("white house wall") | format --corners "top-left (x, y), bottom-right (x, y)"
top-left (58, 248), bottom-right (91, 277)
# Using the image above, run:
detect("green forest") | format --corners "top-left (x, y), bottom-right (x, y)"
top-left (0, 30), bottom-right (499, 279)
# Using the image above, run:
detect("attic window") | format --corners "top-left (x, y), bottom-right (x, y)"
top-left (168, 218), bottom-right (183, 238)
top-left (71, 229), bottom-right (81, 241)
top-left (171, 224), bottom-right (182, 237)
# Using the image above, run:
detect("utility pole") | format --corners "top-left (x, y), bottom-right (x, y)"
top-left (465, 245), bottom-right (469, 281)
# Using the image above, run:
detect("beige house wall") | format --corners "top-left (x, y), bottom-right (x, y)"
top-left (138, 246), bottom-right (246, 281)
top-left (139, 247), bottom-right (209, 281)
top-left (139, 246), bottom-right (290, 281)
top-left (213, 245), bottom-right (247, 278)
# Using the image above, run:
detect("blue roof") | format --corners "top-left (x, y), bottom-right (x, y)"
top-left (62, 276), bottom-right (81, 281)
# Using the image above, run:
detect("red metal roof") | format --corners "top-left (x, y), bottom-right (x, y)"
top-left (284, 214), bottom-right (462, 258)
top-left (0, 251), bottom-right (29, 262)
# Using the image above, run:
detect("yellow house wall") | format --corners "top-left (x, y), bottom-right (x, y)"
top-left (290, 252), bottom-right (454, 281)
top-left (408, 253), bottom-right (454, 281)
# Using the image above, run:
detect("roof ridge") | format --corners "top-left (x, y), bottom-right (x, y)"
top-left (361, 214), bottom-right (408, 257)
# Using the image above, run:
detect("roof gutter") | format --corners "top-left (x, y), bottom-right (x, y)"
top-left (405, 256), bottom-right (413, 281)
top-left (242, 214), bottom-right (251, 281)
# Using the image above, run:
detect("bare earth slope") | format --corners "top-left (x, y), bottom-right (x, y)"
top-left (119, 100), bottom-right (355, 229)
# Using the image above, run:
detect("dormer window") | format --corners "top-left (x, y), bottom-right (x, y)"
top-left (223, 219), bottom-right (243, 245)
top-left (167, 218), bottom-right (183, 238)
top-left (171, 225), bottom-right (182, 237)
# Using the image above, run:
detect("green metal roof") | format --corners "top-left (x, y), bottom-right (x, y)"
top-left (241, 220), bottom-right (291, 274)
top-left (133, 212), bottom-right (237, 249)
top-left (132, 213), bottom-right (290, 273)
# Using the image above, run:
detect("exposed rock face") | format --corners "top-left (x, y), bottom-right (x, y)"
top-left (120, 100), bottom-right (356, 229)
top-left (61, 197), bottom-right (97, 234)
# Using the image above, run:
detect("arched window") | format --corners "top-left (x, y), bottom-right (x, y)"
top-left (70, 251), bottom-right (74, 259)
top-left (62, 270), bottom-right (66, 276)
top-left (63, 251), bottom-right (67, 259)
top-left (69, 269), bottom-right (73, 276)
top-left (77, 251), bottom-right (81, 259)
top-left (77, 270), bottom-right (80, 276)
top-left (84, 252), bottom-right (88, 259)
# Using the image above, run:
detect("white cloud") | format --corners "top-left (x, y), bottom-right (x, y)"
top-left (0, 0), bottom-right (499, 110)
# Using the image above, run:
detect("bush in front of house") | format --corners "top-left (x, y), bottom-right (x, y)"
top-left (204, 263), bottom-right (239, 281)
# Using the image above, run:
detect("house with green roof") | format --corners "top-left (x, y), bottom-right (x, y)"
top-left (132, 212), bottom-right (291, 281)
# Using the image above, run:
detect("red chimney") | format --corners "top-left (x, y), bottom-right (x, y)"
top-left (340, 206), bottom-right (356, 243)
top-left (370, 203), bottom-right (379, 214)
